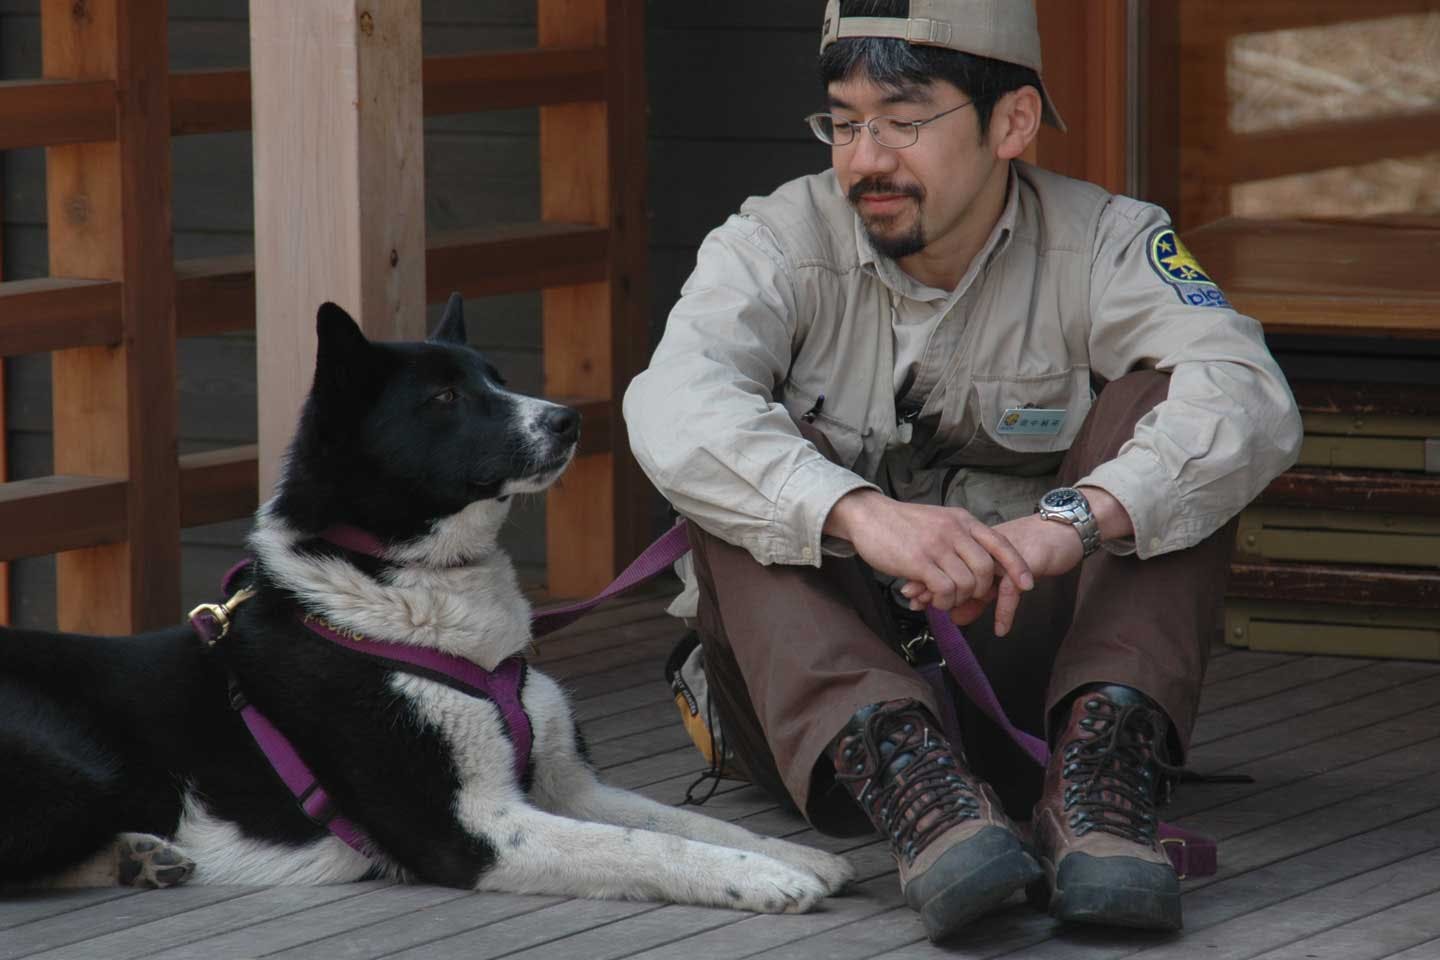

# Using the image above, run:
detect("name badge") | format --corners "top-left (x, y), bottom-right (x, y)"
top-left (995, 407), bottom-right (1066, 437)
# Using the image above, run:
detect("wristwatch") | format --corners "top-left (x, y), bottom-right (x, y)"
top-left (1037, 487), bottom-right (1102, 557)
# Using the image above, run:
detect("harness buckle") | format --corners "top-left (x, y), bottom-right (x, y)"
top-left (189, 587), bottom-right (257, 645)
top-left (1159, 836), bottom-right (1189, 880)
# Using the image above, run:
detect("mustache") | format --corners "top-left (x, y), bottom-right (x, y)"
top-left (847, 177), bottom-right (924, 205)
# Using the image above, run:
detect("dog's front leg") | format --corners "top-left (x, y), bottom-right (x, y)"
top-left (468, 803), bottom-right (827, 913)
top-left (539, 778), bottom-right (855, 895)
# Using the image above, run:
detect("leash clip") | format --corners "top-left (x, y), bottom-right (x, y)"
top-left (189, 587), bottom-right (257, 646)
top-left (900, 627), bottom-right (937, 666)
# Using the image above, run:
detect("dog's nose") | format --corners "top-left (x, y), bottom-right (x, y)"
top-left (545, 406), bottom-right (580, 443)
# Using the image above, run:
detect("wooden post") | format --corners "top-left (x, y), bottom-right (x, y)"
top-left (1176, 1), bottom-right (1231, 229)
top-left (42, 0), bottom-right (180, 632)
top-left (539, 0), bottom-right (648, 597)
top-left (1035, 0), bottom-right (1129, 194)
top-left (249, 0), bottom-right (427, 497)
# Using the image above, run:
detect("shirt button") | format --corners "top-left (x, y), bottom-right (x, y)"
top-left (802, 546), bottom-right (814, 561)
top-left (1149, 537), bottom-right (1162, 552)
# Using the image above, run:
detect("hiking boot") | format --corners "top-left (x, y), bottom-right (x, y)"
top-left (1030, 684), bottom-right (1183, 930)
top-left (831, 699), bottom-right (1040, 942)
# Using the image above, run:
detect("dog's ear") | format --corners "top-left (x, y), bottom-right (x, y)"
top-left (429, 292), bottom-right (467, 345)
top-left (313, 302), bottom-right (378, 398)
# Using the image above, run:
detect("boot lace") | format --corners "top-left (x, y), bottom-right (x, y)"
top-left (834, 706), bottom-right (979, 864)
top-left (1059, 697), bottom-right (1181, 845)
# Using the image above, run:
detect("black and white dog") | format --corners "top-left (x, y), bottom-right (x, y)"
top-left (0, 296), bottom-right (853, 911)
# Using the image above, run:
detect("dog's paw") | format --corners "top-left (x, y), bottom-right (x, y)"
top-left (722, 856), bottom-right (828, 914)
top-left (116, 833), bottom-right (194, 889)
top-left (763, 841), bottom-right (856, 895)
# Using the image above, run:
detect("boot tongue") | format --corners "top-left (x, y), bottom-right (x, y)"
top-left (1085, 683), bottom-right (1155, 710)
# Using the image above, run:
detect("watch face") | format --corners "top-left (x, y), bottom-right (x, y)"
top-left (1043, 488), bottom-right (1081, 510)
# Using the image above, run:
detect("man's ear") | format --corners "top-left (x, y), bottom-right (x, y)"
top-left (989, 85), bottom-right (1043, 161)
top-left (430, 292), bottom-right (467, 345)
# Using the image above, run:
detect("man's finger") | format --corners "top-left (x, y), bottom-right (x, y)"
top-left (970, 524), bottom-right (1034, 591)
top-left (993, 576), bottom-right (1023, 637)
top-left (921, 564), bottom-right (959, 613)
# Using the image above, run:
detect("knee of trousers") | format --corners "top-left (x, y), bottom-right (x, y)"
top-left (1060, 370), bottom-right (1171, 483)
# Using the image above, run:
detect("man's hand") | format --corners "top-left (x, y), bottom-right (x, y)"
top-left (823, 489), bottom-right (1035, 622)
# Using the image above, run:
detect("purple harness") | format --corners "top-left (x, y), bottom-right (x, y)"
top-left (190, 526), bottom-right (546, 856)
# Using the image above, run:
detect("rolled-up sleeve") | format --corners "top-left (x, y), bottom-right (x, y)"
top-left (1077, 199), bottom-right (1303, 558)
top-left (623, 216), bottom-right (875, 566)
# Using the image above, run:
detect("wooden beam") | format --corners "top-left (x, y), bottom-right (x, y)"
top-left (1258, 467), bottom-right (1440, 516)
top-left (167, 49), bottom-right (608, 138)
top-left (0, 476), bottom-right (128, 562)
top-left (426, 223), bottom-right (609, 302)
top-left (0, 78), bottom-right (115, 150)
top-left (250, 0), bottom-right (427, 498)
top-left (1224, 108), bottom-right (1440, 184)
top-left (1184, 218), bottom-right (1440, 337)
top-left (169, 69), bottom-right (251, 136)
top-left (180, 445), bottom-right (259, 528)
top-left (44, 0), bottom-right (181, 632)
top-left (175, 255), bottom-right (256, 338)
top-left (422, 48), bottom-right (608, 114)
top-left (1229, 560), bottom-right (1440, 610)
top-left (1206, 0), bottom-right (1440, 38)
top-left (0, 278), bottom-right (123, 356)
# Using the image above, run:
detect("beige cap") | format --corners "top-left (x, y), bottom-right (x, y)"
top-left (820, 0), bottom-right (1066, 131)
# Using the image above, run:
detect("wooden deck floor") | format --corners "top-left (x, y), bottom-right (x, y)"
top-left (5, 587), bottom-right (1440, 960)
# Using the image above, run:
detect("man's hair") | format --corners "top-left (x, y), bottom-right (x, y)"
top-left (818, 0), bottom-right (1042, 136)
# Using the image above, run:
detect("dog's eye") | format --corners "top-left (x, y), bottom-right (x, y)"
top-left (432, 388), bottom-right (459, 404)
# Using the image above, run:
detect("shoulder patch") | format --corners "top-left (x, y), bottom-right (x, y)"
top-left (1147, 227), bottom-right (1231, 309)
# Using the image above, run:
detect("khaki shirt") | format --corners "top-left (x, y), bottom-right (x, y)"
top-left (624, 162), bottom-right (1301, 592)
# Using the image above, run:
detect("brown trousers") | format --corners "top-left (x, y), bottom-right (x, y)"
top-left (690, 371), bottom-right (1238, 836)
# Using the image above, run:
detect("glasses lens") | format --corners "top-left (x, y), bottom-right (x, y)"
top-left (873, 118), bottom-right (919, 149)
top-left (807, 114), bottom-right (852, 146)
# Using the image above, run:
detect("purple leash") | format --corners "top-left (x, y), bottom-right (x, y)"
top-left (536, 519), bottom-right (1215, 878)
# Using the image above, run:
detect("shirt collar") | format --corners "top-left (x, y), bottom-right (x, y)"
top-left (854, 164), bottom-right (1020, 303)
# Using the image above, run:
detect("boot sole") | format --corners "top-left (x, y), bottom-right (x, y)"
top-left (905, 827), bottom-right (1043, 942)
top-left (1039, 852), bottom-right (1182, 931)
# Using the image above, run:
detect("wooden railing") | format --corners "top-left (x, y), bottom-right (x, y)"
top-left (1176, 0), bottom-right (1440, 227)
top-left (0, 0), bottom-right (648, 632)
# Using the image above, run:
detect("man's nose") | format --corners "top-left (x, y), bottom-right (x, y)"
top-left (847, 125), bottom-right (899, 177)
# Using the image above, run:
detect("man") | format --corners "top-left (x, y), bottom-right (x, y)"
top-left (624, 0), bottom-right (1301, 942)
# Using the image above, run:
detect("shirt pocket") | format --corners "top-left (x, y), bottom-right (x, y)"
top-left (779, 381), bottom-right (865, 470)
top-left (953, 368), bottom-right (1092, 467)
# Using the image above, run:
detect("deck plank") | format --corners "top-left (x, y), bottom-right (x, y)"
top-left (1244, 888), bottom-right (1440, 960)
top-left (0, 886), bottom-right (255, 960)
top-left (1196, 655), bottom-right (1376, 714)
top-left (17, 885), bottom-right (368, 960)
top-left (1191, 660), bottom-right (1440, 746)
top-left (1173, 701), bottom-right (1440, 817)
top-left (0, 888), bottom-right (139, 931)
top-left (140, 884), bottom-right (469, 960)
top-left (265, 894), bottom-right (630, 960)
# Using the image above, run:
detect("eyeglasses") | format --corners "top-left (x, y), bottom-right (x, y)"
top-left (805, 99), bottom-right (975, 149)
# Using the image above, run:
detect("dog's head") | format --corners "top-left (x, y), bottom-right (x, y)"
top-left (271, 294), bottom-right (579, 553)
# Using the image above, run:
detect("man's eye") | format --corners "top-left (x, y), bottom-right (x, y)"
top-left (433, 388), bottom-right (458, 404)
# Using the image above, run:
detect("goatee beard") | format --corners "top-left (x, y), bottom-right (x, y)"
top-left (864, 220), bottom-right (926, 260)
top-left (848, 176), bottom-right (927, 259)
